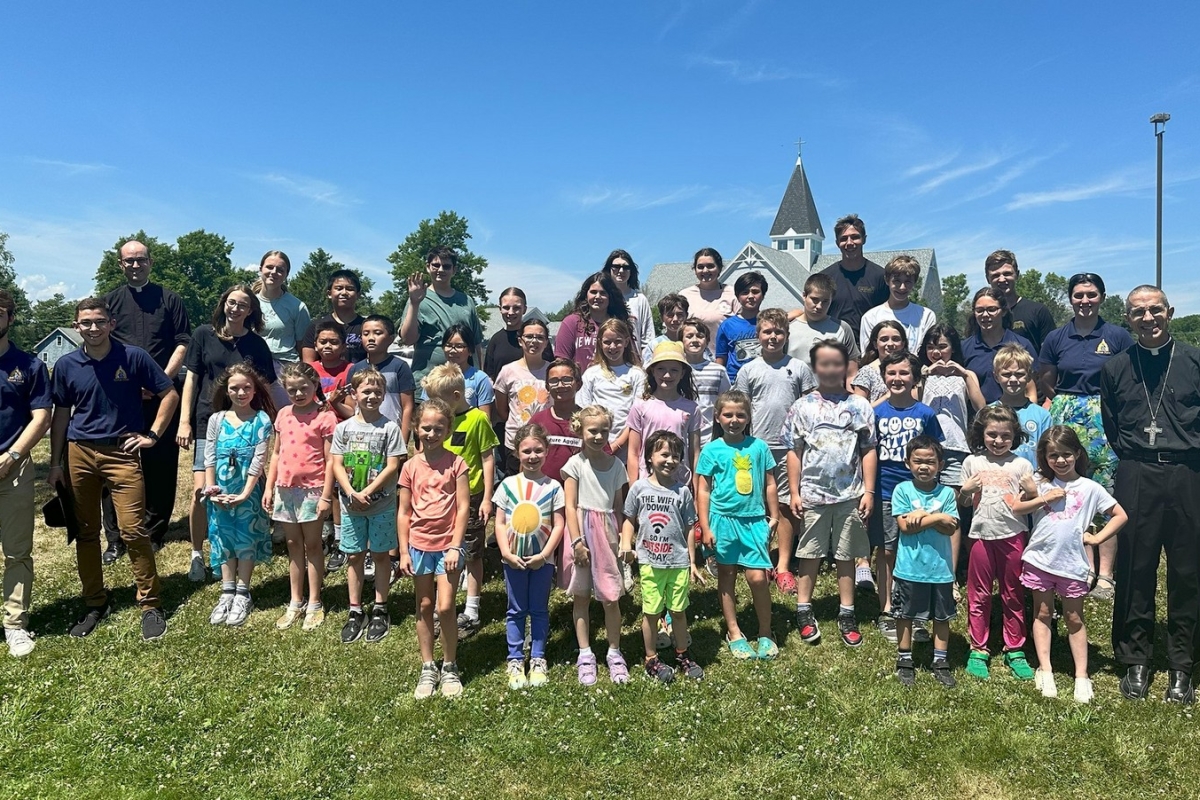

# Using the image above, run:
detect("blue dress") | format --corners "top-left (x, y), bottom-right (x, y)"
top-left (206, 410), bottom-right (273, 568)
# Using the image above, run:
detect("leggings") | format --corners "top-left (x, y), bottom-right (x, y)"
top-left (967, 533), bottom-right (1027, 652)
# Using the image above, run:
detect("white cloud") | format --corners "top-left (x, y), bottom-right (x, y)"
top-left (479, 256), bottom-right (582, 314)
top-left (253, 172), bottom-right (356, 206)
top-left (691, 56), bottom-right (796, 83)
top-left (31, 158), bottom-right (114, 176)
top-left (570, 184), bottom-right (706, 212)
top-left (1005, 170), bottom-right (1147, 210)
top-left (914, 153), bottom-right (1006, 195)
top-left (17, 273), bottom-right (70, 301)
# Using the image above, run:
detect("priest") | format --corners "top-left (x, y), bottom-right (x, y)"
top-left (1100, 285), bottom-right (1200, 704)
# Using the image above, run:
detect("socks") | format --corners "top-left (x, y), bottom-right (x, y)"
top-left (579, 646), bottom-right (593, 657)
top-left (192, 549), bottom-right (204, 561)
top-left (839, 604), bottom-right (855, 616)
top-left (288, 600), bottom-right (304, 609)
top-left (464, 595), bottom-right (481, 621)
top-left (307, 602), bottom-right (323, 611)
top-left (934, 648), bottom-right (948, 662)
top-left (221, 581), bottom-right (236, 595)
top-left (349, 603), bottom-right (363, 612)
top-left (797, 602), bottom-right (813, 613)
top-left (898, 648), bottom-right (914, 664)
top-left (235, 584), bottom-right (250, 597)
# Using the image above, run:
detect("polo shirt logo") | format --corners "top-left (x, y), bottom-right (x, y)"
top-left (114, 366), bottom-right (129, 381)
top-left (7, 367), bottom-right (24, 385)
top-left (1096, 340), bottom-right (1110, 355)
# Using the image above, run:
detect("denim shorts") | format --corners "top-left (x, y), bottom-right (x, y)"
top-left (410, 546), bottom-right (461, 576)
top-left (192, 439), bottom-right (207, 472)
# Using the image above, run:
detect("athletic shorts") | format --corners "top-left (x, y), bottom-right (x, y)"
top-left (410, 546), bottom-right (460, 576)
top-left (272, 486), bottom-right (323, 524)
top-left (797, 497), bottom-right (869, 561)
top-left (1019, 562), bottom-right (1090, 599)
top-left (891, 577), bottom-right (956, 622)
top-left (713, 515), bottom-right (772, 570)
top-left (640, 564), bottom-right (689, 615)
top-left (341, 507), bottom-right (398, 554)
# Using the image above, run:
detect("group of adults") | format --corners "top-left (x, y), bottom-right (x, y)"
top-left (0, 226), bottom-right (1196, 703)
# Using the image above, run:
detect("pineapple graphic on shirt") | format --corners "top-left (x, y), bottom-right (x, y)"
top-left (733, 452), bottom-right (753, 495)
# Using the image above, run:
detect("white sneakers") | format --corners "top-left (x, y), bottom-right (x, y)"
top-left (1036, 668), bottom-right (1058, 698)
top-left (226, 595), bottom-right (253, 627)
top-left (1074, 677), bottom-right (1095, 704)
top-left (6, 628), bottom-right (35, 658)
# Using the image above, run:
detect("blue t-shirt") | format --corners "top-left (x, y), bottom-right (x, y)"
top-left (962, 329), bottom-right (1038, 403)
top-left (891, 481), bottom-right (959, 584)
top-left (51, 341), bottom-right (172, 440)
top-left (0, 345), bottom-right (52, 452)
top-left (346, 355), bottom-right (415, 427)
top-left (1038, 318), bottom-right (1133, 397)
top-left (696, 435), bottom-right (775, 518)
top-left (715, 315), bottom-right (759, 384)
top-left (990, 400), bottom-right (1052, 466)
top-left (875, 400), bottom-right (944, 501)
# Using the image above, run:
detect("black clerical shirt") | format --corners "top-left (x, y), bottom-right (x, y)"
top-left (1100, 339), bottom-right (1200, 457)
top-left (102, 282), bottom-right (191, 371)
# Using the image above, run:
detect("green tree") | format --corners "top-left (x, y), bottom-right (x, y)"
top-left (1099, 294), bottom-right (1130, 331)
top-left (1015, 268), bottom-right (1071, 325)
top-left (0, 231), bottom-right (36, 349)
top-left (547, 299), bottom-right (576, 322)
top-left (25, 293), bottom-right (78, 348)
top-left (939, 273), bottom-right (971, 333)
top-left (381, 211), bottom-right (490, 322)
top-left (1173, 314), bottom-right (1200, 347)
top-left (289, 248), bottom-right (375, 316)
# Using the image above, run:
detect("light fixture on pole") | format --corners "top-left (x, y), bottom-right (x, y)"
top-left (1151, 112), bottom-right (1170, 289)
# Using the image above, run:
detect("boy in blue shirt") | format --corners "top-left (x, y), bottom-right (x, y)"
top-left (891, 436), bottom-right (960, 687)
top-left (991, 344), bottom-right (1050, 466)
top-left (715, 271), bottom-right (767, 384)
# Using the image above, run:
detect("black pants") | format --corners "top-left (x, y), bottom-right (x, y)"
top-left (103, 396), bottom-right (181, 548)
top-left (1111, 459), bottom-right (1200, 673)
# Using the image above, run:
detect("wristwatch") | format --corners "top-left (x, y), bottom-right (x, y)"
top-left (145, 431), bottom-right (160, 442)
top-left (6, 450), bottom-right (20, 462)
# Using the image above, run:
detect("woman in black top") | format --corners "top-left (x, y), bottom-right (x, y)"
top-left (483, 286), bottom-right (552, 380)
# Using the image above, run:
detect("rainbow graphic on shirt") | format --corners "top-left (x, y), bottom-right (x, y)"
top-left (500, 476), bottom-right (560, 558)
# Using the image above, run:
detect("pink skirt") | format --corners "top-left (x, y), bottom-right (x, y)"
top-left (559, 508), bottom-right (624, 602)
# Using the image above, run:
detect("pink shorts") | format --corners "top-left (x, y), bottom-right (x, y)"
top-left (1019, 562), bottom-right (1090, 599)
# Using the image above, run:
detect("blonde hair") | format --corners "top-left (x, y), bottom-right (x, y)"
top-left (251, 250), bottom-right (292, 294)
top-left (992, 343), bottom-right (1033, 375)
top-left (350, 366), bottom-right (385, 391)
top-left (590, 318), bottom-right (637, 375)
top-left (422, 363), bottom-right (466, 401)
top-left (418, 397), bottom-right (455, 427)
top-left (570, 404), bottom-right (613, 434)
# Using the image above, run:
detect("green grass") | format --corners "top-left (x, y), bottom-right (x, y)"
top-left (1, 443), bottom-right (1197, 799)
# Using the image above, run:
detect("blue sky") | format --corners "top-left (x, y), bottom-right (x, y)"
top-left (2, 2), bottom-right (1197, 315)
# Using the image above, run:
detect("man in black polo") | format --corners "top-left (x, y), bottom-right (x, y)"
top-left (0, 291), bottom-right (52, 657)
top-left (983, 249), bottom-right (1057, 354)
top-left (820, 214), bottom-right (888, 350)
top-left (100, 239), bottom-right (191, 563)
top-left (49, 297), bottom-right (179, 640)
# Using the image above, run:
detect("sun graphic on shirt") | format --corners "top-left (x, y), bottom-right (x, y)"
top-left (501, 476), bottom-right (558, 558)
top-left (517, 385), bottom-right (538, 405)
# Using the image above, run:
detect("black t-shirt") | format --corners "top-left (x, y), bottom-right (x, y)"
top-left (300, 313), bottom-right (366, 364)
top-left (1007, 298), bottom-right (1057, 354)
top-left (103, 283), bottom-right (191, 370)
top-left (820, 260), bottom-right (889, 348)
top-left (185, 325), bottom-right (277, 435)
top-left (483, 329), bottom-right (553, 380)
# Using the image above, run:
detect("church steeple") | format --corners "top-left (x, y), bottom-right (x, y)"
top-left (770, 145), bottom-right (824, 267)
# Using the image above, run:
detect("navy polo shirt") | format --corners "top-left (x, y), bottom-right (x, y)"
top-left (1039, 318), bottom-right (1134, 397)
top-left (962, 329), bottom-right (1038, 403)
top-left (0, 345), bottom-right (52, 452)
top-left (51, 341), bottom-right (172, 441)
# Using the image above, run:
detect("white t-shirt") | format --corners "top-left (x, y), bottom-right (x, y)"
top-left (921, 374), bottom-right (971, 453)
top-left (624, 291), bottom-right (656, 355)
top-left (577, 363), bottom-right (646, 442)
top-left (561, 453), bottom-right (628, 512)
top-left (690, 358), bottom-right (730, 448)
top-left (960, 453), bottom-right (1034, 540)
top-left (1022, 476), bottom-right (1117, 581)
top-left (859, 302), bottom-right (937, 353)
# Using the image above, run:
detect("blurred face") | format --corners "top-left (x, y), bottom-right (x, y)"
top-left (737, 284), bottom-right (764, 312)
top-left (973, 296), bottom-right (1003, 332)
top-left (716, 401), bottom-right (749, 438)
top-left (517, 436), bottom-right (547, 473)
top-left (418, 409), bottom-right (450, 449)
top-left (681, 325), bottom-right (708, 359)
top-left (521, 326), bottom-right (548, 356)
top-left (260, 255), bottom-right (289, 289)
top-left (224, 291), bottom-right (253, 327)
top-left (360, 320), bottom-right (392, 354)
top-left (285, 376), bottom-right (316, 406)
top-left (883, 360), bottom-right (914, 395)
top-left (661, 305), bottom-right (686, 334)
top-left (443, 333), bottom-right (469, 366)
top-left (693, 255), bottom-right (720, 288)
top-left (1126, 289), bottom-right (1173, 345)
top-left (328, 278), bottom-right (359, 312)
top-left (355, 379), bottom-right (384, 411)
top-left (995, 363), bottom-right (1029, 397)
top-left (599, 329), bottom-right (628, 365)
top-left (427, 256), bottom-right (455, 289)
top-left (757, 321), bottom-right (787, 356)
top-left (804, 288), bottom-right (832, 320)
top-left (75, 308), bottom-right (113, 346)
top-left (1070, 282), bottom-right (1102, 319)
top-left (546, 365), bottom-right (577, 402)
top-left (813, 347), bottom-right (848, 387)
top-left (925, 335), bottom-right (953, 364)
top-left (0, 306), bottom-right (11, 340)
top-left (499, 292), bottom-right (526, 330)
top-left (983, 421), bottom-right (1014, 457)
top-left (119, 242), bottom-right (152, 286)
top-left (226, 374), bottom-right (255, 408)
top-left (887, 272), bottom-right (914, 302)
top-left (315, 330), bottom-right (345, 362)
top-left (1044, 445), bottom-right (1078, 479)
top-left (987, 263), bottom-right (1018, 297)
top-left (585, 282), bottom-right (609, 314)
top-left (580, 415), bottom-right (611, 451)
top-left (650, 362), bottom-right (681, 391)
top-left (875, 328), bottom-right (904, 357)
top-left (607, 258), bottom-right (632, 288)
top-left (906, 448), bottom-right (942, 485)
top-left (649, 440), bottom-right (680, 480)
top-left (836, 225), bottom-right (865, 259)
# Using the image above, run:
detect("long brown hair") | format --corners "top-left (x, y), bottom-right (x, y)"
top-left (211, 362), bottom-right (277, 420)
top-left (211, 285), bottom-right (265, 341)
top-left (1036, 425), bottom-right (1092, 480)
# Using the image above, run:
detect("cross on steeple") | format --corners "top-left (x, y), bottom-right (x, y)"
top-left (794, 137), bottom-right (805, 158)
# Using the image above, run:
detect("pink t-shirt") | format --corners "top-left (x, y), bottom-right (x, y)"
top-left (554, 313), bottom-right (600, 372)
top-left (626, 395), bottom-right (701, 483)
top-left (494, 361), bottom-right (549, 449)
top-left (399, 450), bottom-right (468, 551)
top-left (679, 284), bottom-right (741, 346)
top-left (274, 405), bottom-right (338, 488)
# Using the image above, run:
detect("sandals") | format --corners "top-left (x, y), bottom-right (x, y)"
top-left (1090, 575), bottom-right (1116, 601)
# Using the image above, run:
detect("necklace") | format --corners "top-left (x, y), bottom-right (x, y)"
top-left (1134, 342), bottom-right (1174, 447)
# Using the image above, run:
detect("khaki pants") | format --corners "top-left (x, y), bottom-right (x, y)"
top-left (68, 442), bottom-right (161, 609)
top-left (0, 455), bottom-right (35, 630)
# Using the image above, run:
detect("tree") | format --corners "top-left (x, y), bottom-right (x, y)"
top-left (1173, 314), bottom-right (1200, 347)
top-left (1015, 268), bottom-right (1071, 326)
top-left (1099, 294), bottom-right (1130, 331)
top-left (25, 293), bottom-right (78, 348)
top-left (0, 232), bottom-right (36, 349)
top-left (381, 211), bottom-right (490, 322)
top-left (547, 299), bottom-right (576, 322)
top-left (288, 248), bottom-right (375, 317)
top-left (939, 273), bottom-right (971, 333)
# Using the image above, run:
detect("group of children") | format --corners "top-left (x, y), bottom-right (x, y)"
top-left (192, 264), bottom-right (1127, 703)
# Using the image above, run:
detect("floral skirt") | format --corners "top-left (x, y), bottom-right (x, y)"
top-left (1049, 393), bottom-right (1116, 491)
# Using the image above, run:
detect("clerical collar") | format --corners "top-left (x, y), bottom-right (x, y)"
top-left (128, 281), bottom-right (150, 293)
top-left (1137, 337), bottom-right (1173, 356)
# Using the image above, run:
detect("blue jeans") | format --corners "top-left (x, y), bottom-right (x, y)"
top-left (504, 562), bottom-right (554, 660)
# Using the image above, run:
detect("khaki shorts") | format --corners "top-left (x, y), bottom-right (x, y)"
top-left (770, 448), bottom-right (790, 507)
top-left (796, 497), bottom-right (868, 561)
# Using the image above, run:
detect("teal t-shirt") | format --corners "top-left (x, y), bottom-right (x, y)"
top-left (890, 481), bottom-right (959, 584)
top-left (696, 436), bottom-right (775, 518)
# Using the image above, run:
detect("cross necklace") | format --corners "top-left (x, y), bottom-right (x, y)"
top-left (1134, 342), bottom-right (1175, 447)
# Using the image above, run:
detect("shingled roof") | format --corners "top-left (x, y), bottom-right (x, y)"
top-left (770, 157), bottom-right (824, 239)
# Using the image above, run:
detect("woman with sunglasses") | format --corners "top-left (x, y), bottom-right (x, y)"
top-left (601, 249), bottom-right (655, 357)
top-left (1036, 273), bottom-right (1133, 600)
top-left (961, 287), bottom-right (1038, 405)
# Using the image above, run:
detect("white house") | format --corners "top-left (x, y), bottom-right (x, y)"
top-left (33, 326), bottom-right (83, 369)
top-left (646, 155), bottom-right (943, 317)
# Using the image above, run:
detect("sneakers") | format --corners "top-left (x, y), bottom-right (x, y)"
top-left (439, 662), bottom-right (463, 698)
top-left (302, 605), bottom-right (325, 631)
top-left (1036, 668), bottom-right (1058, 698)
top-left (837, 613), bottom-right (863, 648)
top-left (5, 628), bottom-right (35, 658)
top-left (912, 619), bottom-right (931, 643)
top-left (877, 615), bottom-right (898, 643)
top-left (1074, 677), bottom-right (1095, 704)
top-left (70, 600), bottom-right (112, 637)
top-left (141, 608), bottom-right (168, 641)
top-left (507, 659), bottom-right (528, 689)
top-left (363, 552), bottom-right (375, 581)
top-left (528, 658), bottom-right (549, 687)
top-left (341, 608), bottom-right (366, 643)
top-left (676, 650), bottom-right (705, 679)
top-left (365, 606), bottom-right (390, 643)
top-left (896, 655), bottom-right (916, 687)
top-left (226, 594), bottom-right (253, 627)
top-left (209, 594), bottom-right (234, 625)
top-left (645, 656), bottom-right (676, 684)
top-left (620, 560), bottom-right (635, 593)
top-left (457, 612), bottom-right (480, 639)
top-left (1004, 650), bottom-right (1035, 681)
top-left (414, 661), bottom-right (440, 699)
top-left (931, 657), bottom-right (956, 688)
top-left (606, 650), bottom-right (630, 684)
top-left (326, 548), bottom-right (347, 572)
top-left (796, 608), bottom-right (821, 644)
top-left (188, 554), bottom-right (206, 582)
top-left (276, 604), bottom-right (305, 630)
top-left (755, 637), bottom-right (779, 661)
top-left (966, 650), bottom-right (991, 680)
top-left (855, 564), bottom-right (876, 593)
top-left (774, 570), bottom-right (798, 595)
top-left (576, 651), bottom-right (598, 686)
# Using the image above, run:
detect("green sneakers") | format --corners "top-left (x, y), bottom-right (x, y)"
top-left (966, 650), bottom-right (990, 680)
top-left (1004, 651), bottom-right (1036, 680)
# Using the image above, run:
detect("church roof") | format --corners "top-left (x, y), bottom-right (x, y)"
top-left (643, 262), bottom-right (694, 305)
top-left (770, 157), bottom-right (824, 240)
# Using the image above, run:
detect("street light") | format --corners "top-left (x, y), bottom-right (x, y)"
top-left (1151, 112), bottom-right (1170, 289)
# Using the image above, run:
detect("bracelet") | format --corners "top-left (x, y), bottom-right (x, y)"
top-left (571, 537), bottom-right (586, 548)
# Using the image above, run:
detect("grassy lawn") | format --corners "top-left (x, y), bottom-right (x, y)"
top-left (1, 441), bottom-right (1196, 800)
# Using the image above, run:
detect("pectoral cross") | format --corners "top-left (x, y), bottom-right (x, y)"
top-left (1145, 422), bottom-right (1163, 447)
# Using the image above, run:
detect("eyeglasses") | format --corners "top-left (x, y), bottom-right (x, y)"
top-left (547, 377), bottom-right (576, 387)
top-left (120, 257), bottom-right (150, 268)
top-left (522, 335), bottom-right (547, 343)
top-left (973, 306), bottom-right (1003, 315)
top-left (76, 320), bottom-right (108, 329)
top-left (226, 300), bottom-right (251, 311)
top-left (443, 343), bottom-right (467, 351)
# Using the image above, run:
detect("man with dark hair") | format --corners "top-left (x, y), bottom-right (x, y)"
top-left (820, 214), bottom-right (888, 349)
top-left (983, 250), bottom-right (1056, 354)
top-left (100, 238), bottom-right (191, 563)
top-left (400, 248), bottom-right (483, 384)
top-left (48, 298), bottom-right (179, 641)
top-left (0, 290), bottom-right (52, 657)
